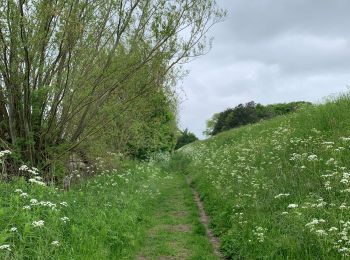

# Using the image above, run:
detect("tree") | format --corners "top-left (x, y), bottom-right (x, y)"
top-left (208, 101), bottom-right (312, 136)
top-left (203, 112), bottom-right (219, 137)
top-left (175, 129), bottom-right (198, 149)
top-left (0, 0), bottom-right (226, 174)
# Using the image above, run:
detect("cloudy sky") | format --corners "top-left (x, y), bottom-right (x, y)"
top-left (178, 0), bottom-right (350, 138)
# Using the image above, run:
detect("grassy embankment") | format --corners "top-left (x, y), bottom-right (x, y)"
top-left (0, 159), bottom-right (165, 259)
top-left (178, 94), bottom-right (350, 259)
top-left (0, 153), bottom-right (218, 259)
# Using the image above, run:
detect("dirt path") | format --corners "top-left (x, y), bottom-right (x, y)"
top-left (135, 173), bottom-right (220, 260)
top-left (192, 189), bottom-right (223, 258)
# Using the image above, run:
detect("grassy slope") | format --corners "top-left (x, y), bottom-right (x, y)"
top-left (0, 162), bottom-right (167, 259)
top-left (179, 94), bottom-right (350, 259)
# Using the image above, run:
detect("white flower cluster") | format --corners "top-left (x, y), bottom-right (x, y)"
top-left (10, 227), bottom-right (17, 232)
top-left (253, 226), bottom-right (267, 243)
top-left (51, 241), bottom-right (60, 246)
top-left (60, 216), bottom-right (70, 223)
top-left (307, 154), bottom-right (318, 162)
top-left (0, 150), bottom-right (11, 158)
top-left (274, 193), bottom-right (290, 199)
top-left (305, 218), bottom-right (326, 230)
top-left (19, 164), bottom-right (46, 186)
top-left (32, 220), bottom-right (45, 228)
top-left (0, 244), bottom-right (11, 251)
top-left (287, 203), bottom-right (298, 209)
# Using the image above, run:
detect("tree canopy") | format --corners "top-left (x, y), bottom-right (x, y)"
top-left (0, 0), bottom-right (225, 175)
top-left (205, 101), bottom-right (312, 136)
top-left (175, 128), bottom-right (198, 150)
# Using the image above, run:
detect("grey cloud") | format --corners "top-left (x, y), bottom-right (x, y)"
top-left (179, 0), bottom-right (350, 138)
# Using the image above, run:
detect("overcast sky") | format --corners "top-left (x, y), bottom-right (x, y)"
top-left (178, 0), bottom-right (350, 138)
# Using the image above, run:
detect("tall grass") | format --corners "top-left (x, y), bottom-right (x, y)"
top-left (179, 93), bottom-right (350, 259)
top-left (0, 158), bottom-right (167, 259)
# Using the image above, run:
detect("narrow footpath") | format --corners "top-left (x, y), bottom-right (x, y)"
top-left (136, 173), bottom-right (221, 260)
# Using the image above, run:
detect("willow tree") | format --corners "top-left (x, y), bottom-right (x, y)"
top-left (0, 0), bottom-right (225, 170)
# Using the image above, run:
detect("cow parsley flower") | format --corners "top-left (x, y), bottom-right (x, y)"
top-left (0, 244), bottom-right (11, 251)
top-left (28, 178), bottom-right (46, 186)
top-left (32, 220), bottom-right (44, 228)
top-left (274, 193), bottom-right (290, 199)
top-left (10, 227), bottom-right (17, 232)
top-left (288, 204), bottom-right (298, 209)
top-left (307, 155), bottom-right (318, 161)
top-left (19, 165), bottom-right (29, 171)
top-left (20, 192), bottom-right (28, 198)
top-left (51, 241), bottom-right (60, 246)
top-left (30, 199), bottom-right (38, 205)
top-left (315, 229), bottom-right (328, 236)
top-left (329, 227), bottom-right (338, 232)
top-left (60, 216), bottom-right (70, 223)
top-left (0, 150), bottom-right (11, 156)
top-left (60, 202), bottom-right (68, 207)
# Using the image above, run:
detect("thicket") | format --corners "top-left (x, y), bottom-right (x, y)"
top-left (175, 128), bottom-right (198, 150)
top-left (204, 101), bottom-right (312, 136)
top-left (0, 0), bottom-right (225, 179)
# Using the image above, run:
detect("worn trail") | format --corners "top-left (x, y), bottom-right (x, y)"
top-left (136, 173), bottom-right (221, 259)
top-left (190, 184), bottom-right (223, 259)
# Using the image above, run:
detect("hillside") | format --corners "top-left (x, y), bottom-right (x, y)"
top-left (177, 94), bottom-right (350, 259)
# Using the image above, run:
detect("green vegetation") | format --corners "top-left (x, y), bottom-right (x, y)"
top-left (205, 101), bottom-right (311, 136)
top-left (0, 152), bottom-right (220, 259)
top-left (0, 156), bottom-right (170, 259)
top-left (175, 129), bottom-right (198, 150)
top-left (0, 1), bottom-right (227, 258)
top-left (137, 168), bottom-right (217, 259)
top-left (0, 0), bottom-right (225, 177)
top-left (179, 94), bottom-right (350, 259)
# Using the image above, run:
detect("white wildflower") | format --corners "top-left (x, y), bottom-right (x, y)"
top-left (20, 192), bottom-right (28, 198)
top-left (307, 155), bottom-right (318, 161)
top-left (0, 150), bottom-right (11, 155)
top-left (28, 178), bottom-right (46, 186)
top-left (326, 158), bottom-right (335, 165)
top-left (51, 241), bottom-right (60, 246)
top-left (315, 229), bottom-right (328, 236)
top-left (10, 227), bottom-right (17, 232)
top-left (274, 193), bottom-right (290, 199)
top-left (30, 199), bottom-right (38, 205)
top-left (0, 244), bottom-right (11, 251)
top-left (60, 216), bottom-right (70, 223)
top-left (60, 202), bottom-right (68, 207)
top-left (287, 204), bottom-right (298, 209)
top-left (19, 165), bottom-right (29, 171)
top-left (32, 220), bottom-right (44, 228)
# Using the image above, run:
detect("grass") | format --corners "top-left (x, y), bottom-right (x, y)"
top-left (178, 93), bottom-right (350, 259)
top-left (3, 94), bottom-right (350, 259)
top-left (136, 171), bottom-right (217, 259)
top-left (0, 160), bottom-right (168, 259)
top-left (0, 153), bottom-right (218, 259)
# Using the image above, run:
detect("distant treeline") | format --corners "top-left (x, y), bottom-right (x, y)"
top-left (204, 101), bottom-right (312, 136)
top-left (175, 129), bottom-right (198, 150)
